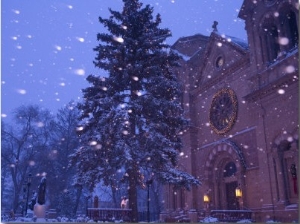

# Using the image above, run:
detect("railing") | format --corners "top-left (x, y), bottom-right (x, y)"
top-left (87, 208), bottom-right (132, 222)
top-left (138, 211), bottom-right (160, 222)
top-left (210, 210), bottom-right (252, 222)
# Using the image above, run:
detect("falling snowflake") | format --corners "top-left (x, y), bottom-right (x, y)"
top-left (113, 36), bottom-right (124, 43)
top-left (74, 69), bottom-right (85, 76)
top-left (285, 65), bottom-right (295, 73)
top-left (17, 89), bottom-right (26, 94)
top-left (12, 9), bottom-right (20, 14)
top-left (54, 45), bottom-right (62, 51)
top-left (76, 37), bottom-right (85, 42)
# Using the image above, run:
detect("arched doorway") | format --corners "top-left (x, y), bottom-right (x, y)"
top-left (273, 131), bottom-right (299, 206)
top-left (205, 142), bottom-right (246, 211)
top-left (223, 162), bottom-right (239, 210)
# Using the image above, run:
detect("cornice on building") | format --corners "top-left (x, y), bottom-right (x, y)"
top-left (244, 71), bottom-right (298, 103)
top-left (244, 48), bottom-right (298, 102)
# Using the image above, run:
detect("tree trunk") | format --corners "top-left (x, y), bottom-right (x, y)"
top-left (72, 185), bottom-right (83, 217)
top-left (11, 168), bottom-right (20, 213)
top-left (128, 89), bottom-right (139, 222)
top-left (111, 186), bottom-right (118, 208)
top-left (128, 167), bottom-right (138, 222)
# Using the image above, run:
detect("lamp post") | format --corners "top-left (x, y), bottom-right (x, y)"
top-left (22, 183), bottom-right (27, 216)
top-left (25, 173), bottom-right (32, 216)
top-left (146, 179), bottom-right (153, 223)
top-left (235, 184), bottom-right (242, 210)
top-left (203, 194), bottom-right (210, 216)
top-left (85, 195), bottom-right (91, 217)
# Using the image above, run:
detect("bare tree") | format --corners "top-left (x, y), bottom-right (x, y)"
top-left (45, 102), bottom-right (82, 217)
top-left (1, 105), bottom-right (55, 213)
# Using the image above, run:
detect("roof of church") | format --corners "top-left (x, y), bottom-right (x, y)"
top-left (213, 31), bottom-right (249, 50)
top-left (171, 34), bottom-right (210, 60)
top-left (171, 31), bottom-right (248, 62)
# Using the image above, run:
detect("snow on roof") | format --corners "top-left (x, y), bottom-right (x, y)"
top-left (171, 33), bottom-right (209, 60)
top-left (171, 49), bottom-right (191, 61)
top-left (227, 35), bottom-right (249, 49)
top-left (171, 31), bottom-right (248, 62)
top-left (214, 31), bottom-right (249, 50)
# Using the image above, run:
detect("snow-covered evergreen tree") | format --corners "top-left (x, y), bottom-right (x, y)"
top-left (70, 0), bottom-right (199, 221)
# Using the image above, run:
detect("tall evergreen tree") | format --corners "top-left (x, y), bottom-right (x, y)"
top-left (70, 0), bottom-right (200, 221)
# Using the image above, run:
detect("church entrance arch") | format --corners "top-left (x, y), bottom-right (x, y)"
top-left (213, 158), bottom-right (240, 210)
top-left (205, 141), bottom-right (245, 210)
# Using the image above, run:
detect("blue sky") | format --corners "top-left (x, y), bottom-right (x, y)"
top-left (1, 0), bottom-right (246, 120)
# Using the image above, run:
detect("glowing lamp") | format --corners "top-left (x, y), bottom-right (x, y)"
top-left (203, 194), bottom-right (210, 203)
top-left (235, 186), bottom-right (242, 198)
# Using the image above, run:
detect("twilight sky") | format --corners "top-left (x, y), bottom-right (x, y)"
top-left (1, 0), bottom-right (247, 120)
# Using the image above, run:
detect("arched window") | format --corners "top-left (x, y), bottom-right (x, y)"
top-left (284, 10), bottom-right (298, 49)
top-left (260, 16), bottom-right (280, 64)
top-left (266, 24), bottom-right (280, 62)
top-left (223, 161), bottom-right (237, 177)
top-left (275, 139), bottom-right (297, 205)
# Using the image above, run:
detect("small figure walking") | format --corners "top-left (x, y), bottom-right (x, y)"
top-left (124, 196), bottom-right (129, 209)
top-left (121, 196), bottom-right (129, 209)
top-left (121, 196), bottom-right (129, 221)
top-left (121, 196), bottom-right (126, 209)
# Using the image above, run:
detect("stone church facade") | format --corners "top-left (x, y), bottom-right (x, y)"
top-left (162, 0), bottom-right (298, 222)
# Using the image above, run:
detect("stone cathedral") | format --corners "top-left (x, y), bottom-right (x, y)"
top-left (162, 0), bottom-right (298, 222)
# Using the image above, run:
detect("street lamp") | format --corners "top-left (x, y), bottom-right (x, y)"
top-left (25, 173), bottom-right (32, 216)
top-left (203, 194), bottom-right (210, 203)
top-left (203, 194), bottom-right (210, 216)
top-left (235, 184), bottom-right (242, 209)
top-left (85, 195), bottom-right (91, 217)
top-left (22, 183), bottom-right (27, 216)
top-left (146, 179), bottom-right (153, 223)
top-left (235, 185), bottom-right (242, 198)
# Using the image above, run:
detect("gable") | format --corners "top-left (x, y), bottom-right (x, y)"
top-left (196, 32), bottom-right (249, 88)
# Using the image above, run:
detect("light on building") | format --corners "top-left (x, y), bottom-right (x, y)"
top-left (203, 194), bottom-right (210, 203)
top-left (235, 185), bottom-right (242, 198)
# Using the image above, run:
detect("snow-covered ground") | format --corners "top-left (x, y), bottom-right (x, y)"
top-left (1, 215), bottom-right (124, 223)
top-left (2, 214), bottom-right (290, 223)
